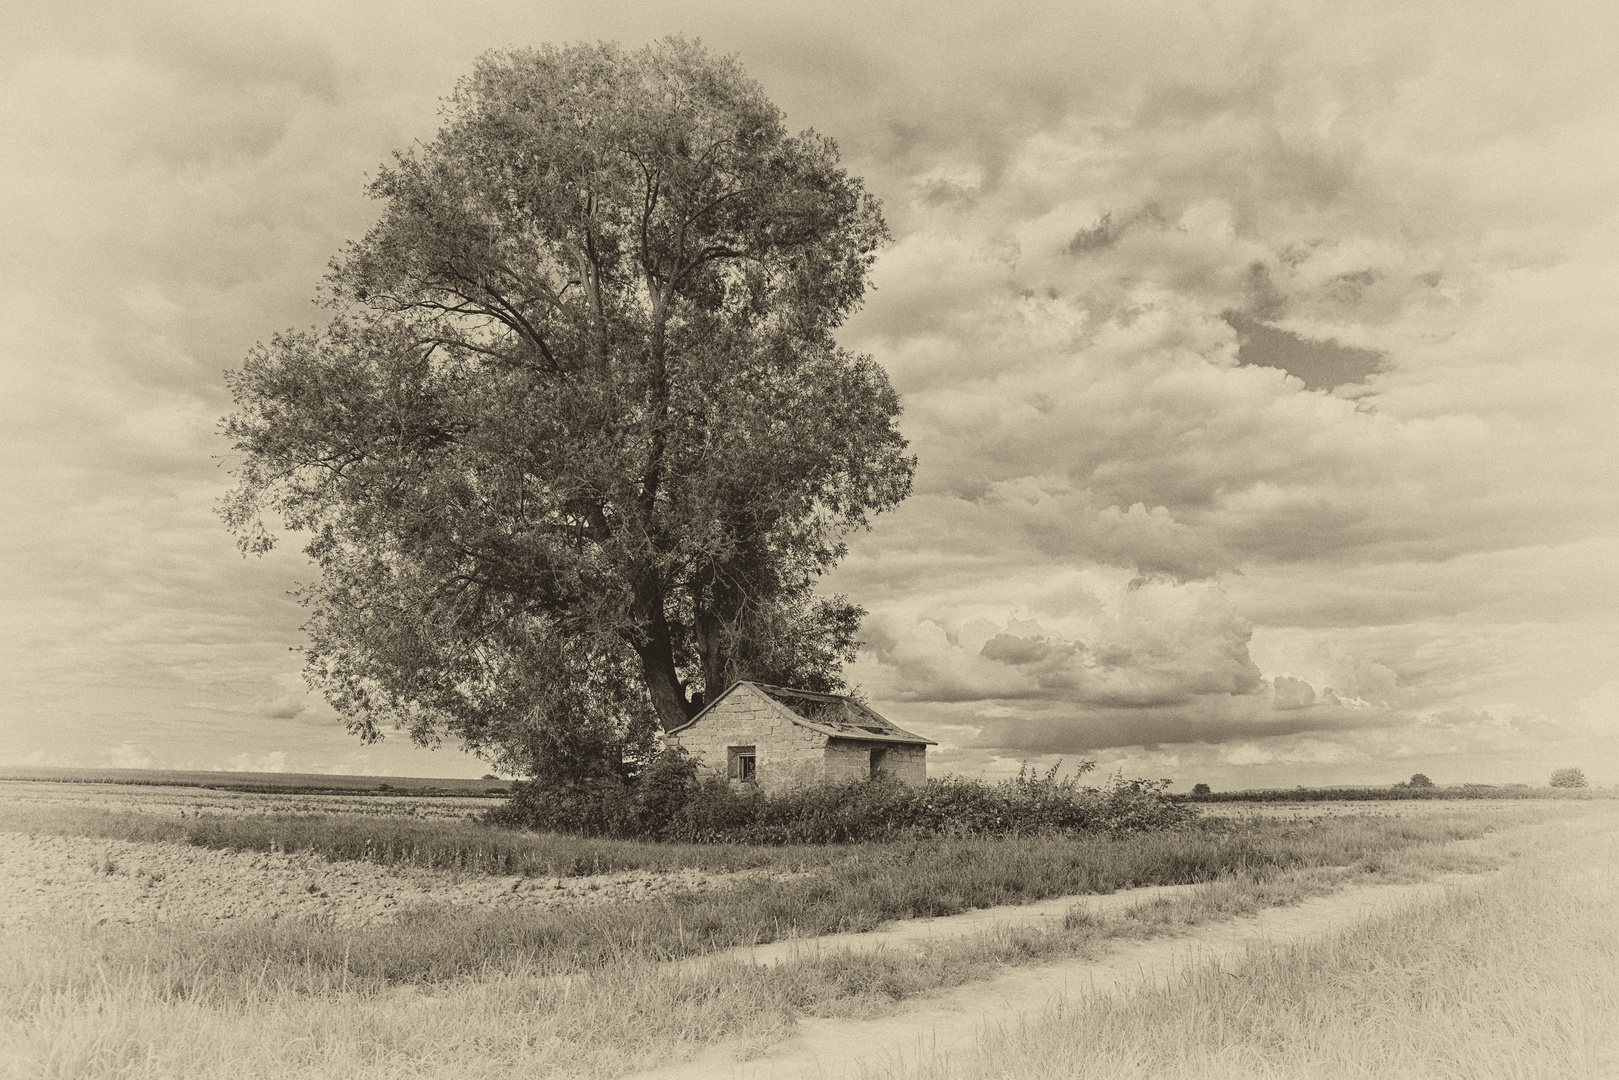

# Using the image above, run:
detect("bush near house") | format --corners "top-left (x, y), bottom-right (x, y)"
top-left (486, 755), bottom-right (1193, 842)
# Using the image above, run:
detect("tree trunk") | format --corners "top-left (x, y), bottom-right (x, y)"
top-left (692, 564), bottom-right (739, 700)
top-left (633, 591), bottom-right (694, 731)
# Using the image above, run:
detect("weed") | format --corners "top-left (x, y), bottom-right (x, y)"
top-left (491, 757), bottom-right (1193, 843)
top-left (6, 805), bottom-right (1608, 1079)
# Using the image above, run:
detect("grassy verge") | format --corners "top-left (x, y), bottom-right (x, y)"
top-left (7, 811), bottom-right (1522, 988)
top-left (0, 792), bottom-right (1552, 880)
top-left (7, 805), bottom-right (1602, 1079)
top-left (0, 802), bottom-right (838, 877)
top-left (877, 820), bottom-right (1619, 1080)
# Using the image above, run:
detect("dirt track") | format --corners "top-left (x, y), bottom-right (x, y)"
top-left (623, 811), bottom-right (1617, 1080)
top-left (626, 872), bottom-right (1500, 1080)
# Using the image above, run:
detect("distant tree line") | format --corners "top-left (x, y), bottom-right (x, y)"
top-left (1179, 780), bottom-right (1608, 803)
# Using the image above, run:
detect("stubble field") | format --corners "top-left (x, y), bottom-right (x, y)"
top-left (2, 779), bottom-right (1615, 1079)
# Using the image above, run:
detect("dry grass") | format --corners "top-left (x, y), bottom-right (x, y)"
top-left (0, 792), bottom-right (1545, 882)
top-left (873, 822), bottom-right (1619, 1080)
top-left (6, 804), bottom-right (1602, 1079)
top-left (0, 767), bottom-right (509, 797)
top-left (0, 801), bottom-right (830, 877)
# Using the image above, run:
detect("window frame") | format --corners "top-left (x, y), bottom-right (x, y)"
top-left (728, 745), bottom-right (758, 782)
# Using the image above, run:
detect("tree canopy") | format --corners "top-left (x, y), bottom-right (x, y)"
top-left (221, 38), bottom-right (913, 778)
top-left (1548, 767), bottom-right (1588, 789)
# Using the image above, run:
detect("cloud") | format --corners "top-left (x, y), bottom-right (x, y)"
top-left (4, 0), bottom-right (1617, 787)
top-left (1225, 312), bottom-right (1384, 389)
top-left (1578, 682), bottom-right (1619, 732)
top-left (105, 742), bottom-right (155, 770)
top-left (223, 751), bottom-right (290, 773)
top-left (810, 0), bottom-right (1619, 789)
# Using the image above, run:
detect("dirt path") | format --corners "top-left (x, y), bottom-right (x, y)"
top-left (627, 872), bottom-right (1494, 1080)
top-left (677, 881), bottom-right (1207, 972)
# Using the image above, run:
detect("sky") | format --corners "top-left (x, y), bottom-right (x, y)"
top-left (2, 0), bottom-right (1616, 788)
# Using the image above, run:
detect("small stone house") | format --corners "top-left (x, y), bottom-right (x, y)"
top-left (665, 681), bottom-right (934, 791)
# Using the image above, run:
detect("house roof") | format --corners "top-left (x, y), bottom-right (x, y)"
top-left (667, 681), bottom-right (937, 746)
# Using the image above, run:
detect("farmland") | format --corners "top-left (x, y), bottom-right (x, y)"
top-left (0, 766), bottom-right (512, 799)
top-left (2, 776), bottom-right (1615, 1078)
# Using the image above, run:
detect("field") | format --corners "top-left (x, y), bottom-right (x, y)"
top-left (0, 767), bottom-right (511, 798)
top-left (2, 776), bottom-right (1615, 1079)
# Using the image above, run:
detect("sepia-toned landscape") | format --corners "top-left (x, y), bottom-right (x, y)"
top-left (4, 775), bottom-right (1615, 1078)
top-left (5, 2), bottom-right (1619, 1076)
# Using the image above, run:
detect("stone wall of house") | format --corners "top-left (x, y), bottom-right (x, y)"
top-left (876, 743), bottom-right (927, 784)
top-left (824, 739), bottom-right (928, 785)
top-left (822, 738), bottom-right (876, 783)
top-left (667, 684), bottom-right (826, 792)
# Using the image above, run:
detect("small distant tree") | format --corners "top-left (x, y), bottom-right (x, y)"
top-left (1407, 773), bottom-right (1434, 788)
top-left (1191, 783), bottom-right (1212, 796)
top-left (1549, 767), bottom-right (1588, 789)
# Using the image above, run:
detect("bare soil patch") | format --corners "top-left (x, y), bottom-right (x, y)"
top-left (0, 830), bottom-right (785, 930)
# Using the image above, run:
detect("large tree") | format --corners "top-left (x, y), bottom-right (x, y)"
top-left (222, 38), bottom-right (913, 775)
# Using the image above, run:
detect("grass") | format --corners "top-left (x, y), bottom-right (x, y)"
top-left (6, 804), bottom-right (1603, 1078)
top-left (875, 820), bottom-right (1619, 1080)
top-left (10, 816), bottom-right (1504, 990)
top-left (0, 802), bottom-right (836, 877)
top-left (0, 767), bottom-right (511, 797)
top-left (0, 791), bottom-right (1552, 881)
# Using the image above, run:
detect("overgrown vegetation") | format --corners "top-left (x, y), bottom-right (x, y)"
top-left (9, 812), bottom-right (1515, 989)
top-left (7, 804), bottom-right (1602, 1080)
top-left (487, 756), bottom-right (1192, 843)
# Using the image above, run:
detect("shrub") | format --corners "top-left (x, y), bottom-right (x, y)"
top-left (1407, 773), bottom-right (1435, 788)
top-left (1549, 767), bottom-right (1588, 789)
top-left (1191, 783), bottom-right (1212, 796)
top-left (483, 772), bottom-right (632, 836)
top-left (487, 756), bottom-right (1193, 843)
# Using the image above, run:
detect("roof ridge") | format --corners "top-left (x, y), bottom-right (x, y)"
top-left (666, 680), bottom-right (936, 745)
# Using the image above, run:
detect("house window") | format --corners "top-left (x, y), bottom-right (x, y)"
top-left (870, 747), bottom-right (889, 778)
top-left (728, 746), bottom-right (757, 782)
